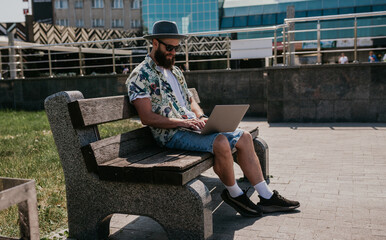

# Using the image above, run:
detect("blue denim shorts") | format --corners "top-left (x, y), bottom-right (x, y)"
top-left (165, 129), bottom-right (244, 154)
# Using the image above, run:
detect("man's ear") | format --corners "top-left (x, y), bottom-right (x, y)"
top-left (152, 39), bottom-right (158, 48)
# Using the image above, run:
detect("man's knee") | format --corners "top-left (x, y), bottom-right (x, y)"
top-left (236, 131), bottom-right (253, 148)
top-left (213, 134), bottom-right (231, 154)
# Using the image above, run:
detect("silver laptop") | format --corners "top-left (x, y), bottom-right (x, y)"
top-left (183, 104), bottom-right (250, 135)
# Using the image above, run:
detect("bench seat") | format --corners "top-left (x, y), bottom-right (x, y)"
top-left (81, 125), bottom-right (258, 185)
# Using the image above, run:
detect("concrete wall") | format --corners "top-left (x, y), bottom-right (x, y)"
top-left (0, 75), bottom-right (128, 110)
top-left (1, 63), bottom-right (385, 122)
top-left (266, 63), bottom-right (386, 122)
top-left (184, 69), bottom-right (267, 117)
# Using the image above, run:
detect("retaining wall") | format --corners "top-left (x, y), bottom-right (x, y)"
top-left (0, 63), bottom-right (385, 122)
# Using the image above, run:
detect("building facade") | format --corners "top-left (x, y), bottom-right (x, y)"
top-left (142, 0), bottom-right (220, 34)
top-left (53, 0), bottom-right (142, 30)
top-left (221, 0), bottom-right (386, 39)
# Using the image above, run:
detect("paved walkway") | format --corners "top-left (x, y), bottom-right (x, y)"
top-left (108, 119), bottom-right (386, 240)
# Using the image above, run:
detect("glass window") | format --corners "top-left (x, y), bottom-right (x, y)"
top-left (76, 19), bottom-right (84, 27)
top-left (307, 1), bottom-right (322, 10)
top-left (262, 14), bottom-right (276, 25)
top-left (92, 18), bottom-right (104, 27)
top-left (322, 0), bottom-right (338, 9)
top-left (373, 5), bottom-right (386, 11)
top-left (56, 19), bottom-right (69, 26)
top-left (132, 0), bottom-right (140, 9)
top-left (249, 6), bottom-right (263, 15)
top-left (223, 8), bottom-right (235, 17)
top-left (248, 15), bottom-right (262, 26)
top-left (295, 11), bottom-right (307, 18)
top-left (233, 16), bottom-right (247, 27)
top-left (323, 8), bottom-right (338, 16)
top-left (131, 19), bottom-right (141, 28)
top-left (112, 0), bottom-right (123, 8)
top-left (234, 7), bottom-right (249, 16)
top-left (55, 0), bottom-right (68, 9)
top-left (262, 4), bottom-right (278, 14)
top-left (184, 4), bottom-right (191, 13)
top-left (92, 0), bottom-right (104, 8)
top-left (221, 17), bottom-right (233, 28)
top-left (277, 12), bottom-right (286, 24)
top-left (177, 4), bottom-right (183, 13)
top-left (339, 7), bottom-right (354, 14)
top-left (74, 0), bottom-right (83, 8)
top-left (307, 10), bottom-right (322, 17)
top-left (356, 6), bottom-right (371, 13)
top-left (112, 19), bottom-right (123, 27)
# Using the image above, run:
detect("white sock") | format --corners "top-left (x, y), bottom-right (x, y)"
top-left (254, 180), bottom-right (273, 199)
top-left (225, 182), bottom-right (244, 198)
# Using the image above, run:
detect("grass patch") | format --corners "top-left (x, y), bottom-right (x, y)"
top-left (0, 110), bottom-right (141, 238)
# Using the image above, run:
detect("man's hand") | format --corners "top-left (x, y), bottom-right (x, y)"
top-left (182, 118), bottom-right (206, 130)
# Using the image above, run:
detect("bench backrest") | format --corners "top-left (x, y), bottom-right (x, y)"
top-left (46, 89), bottom-right (201, 176)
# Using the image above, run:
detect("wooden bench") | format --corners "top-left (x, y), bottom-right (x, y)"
top-left (45, 90), bottom-right (269, 240)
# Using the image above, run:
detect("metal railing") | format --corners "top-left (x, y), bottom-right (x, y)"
top-left (0, 11), bottom-right (385, 79)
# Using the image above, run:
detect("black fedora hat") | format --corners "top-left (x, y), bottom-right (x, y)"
top-left (143, 20), bottom-right (187, 40)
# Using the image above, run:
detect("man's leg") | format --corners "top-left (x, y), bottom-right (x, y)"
top-left (235, 131), bottom-right (300, 213)
top-left (212, 135), bottom-right (262, 217)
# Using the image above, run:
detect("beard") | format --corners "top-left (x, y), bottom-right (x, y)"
top-left (154, 47), bottom-right (175, 69)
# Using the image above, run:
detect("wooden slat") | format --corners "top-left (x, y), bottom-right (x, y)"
top-left (97, 149), bottom-right (186, 183)
top-left (68, 95), bottom-right (138, 128)
top-left (154, 157), bottom-right (214, 185)
top-left (81, 127), bottom-right (156, 167)
top-left (128, 149), bottom-right (189, 169)
top-left (153, 151), bottom-right (212, 171)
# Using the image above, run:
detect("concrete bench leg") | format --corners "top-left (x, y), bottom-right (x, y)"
top-left (254, 137), bottom-right (269, 181)
top-left (66, 179), bottom-right (212, 240)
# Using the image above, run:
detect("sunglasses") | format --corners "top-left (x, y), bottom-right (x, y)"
top-left (156, 39), bottom-right (181, 52)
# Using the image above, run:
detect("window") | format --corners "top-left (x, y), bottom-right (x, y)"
top-left (307, 10), bottom-right (322, 17)
top-left (233, 16), bottom-right (247, 27)
top-left (131, 0), bottom-right (140, 9)
top-left (111, 0), bottom-right (123, 8)
top-left (323, 8), bottom-right (338, 16)
top-left (356, 6), bottom-right (371, 13)
top-left (74, 0), bottom-right (83, 8)
top-left (55, 0), bottom-right (68, 9)
top-left (276, 12), bottom-right (286, 24)
top-left (339, 7), bottom-right (354, 14)
top-left (56, 19), bottom-right (69, 26)
top-left (112, 19), bottom-right (123, 28)
top-left (248, 15), bottom-right (261, 26)
top-left (262, 14), bottom-right (276, 25)
top-left (295, 11), bottom-right (307, 18)
top-left (92, 18), bottom-right (105, 27)
top-left (131, 19), bottom-right (141, 28)
top-left (221, 17), bottom-right (233, 28)
top-left (373, 5), bottom-right (386, 11)
top-left (92, 0), bottom-right (104, 8)
top-left (76, 19), bottom-right (84, 27)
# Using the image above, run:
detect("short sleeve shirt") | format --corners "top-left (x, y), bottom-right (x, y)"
top-left (125, 55), bottom-right (193, 146)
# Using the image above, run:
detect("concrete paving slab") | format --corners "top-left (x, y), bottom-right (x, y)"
top-left (63, 119), bottom-right (386, 239)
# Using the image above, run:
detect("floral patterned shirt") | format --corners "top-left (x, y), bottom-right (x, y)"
top-left (126, 55), bottom-right (193, 146)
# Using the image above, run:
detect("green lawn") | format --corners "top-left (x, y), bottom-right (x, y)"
top-left (0, 110), bottom-right (141, 238)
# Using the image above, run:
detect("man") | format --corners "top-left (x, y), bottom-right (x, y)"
top-left (368, 51), bottom-right (378, 63)
top-left (126, 20), bottom-right (299, 217)
top-left (338, 53), bottom-right (348, 64)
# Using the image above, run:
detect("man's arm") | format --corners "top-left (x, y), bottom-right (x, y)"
top-left (133, 98), bottom-right (205, 130)
top-left (190, 97), bottom-right (208, 121)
